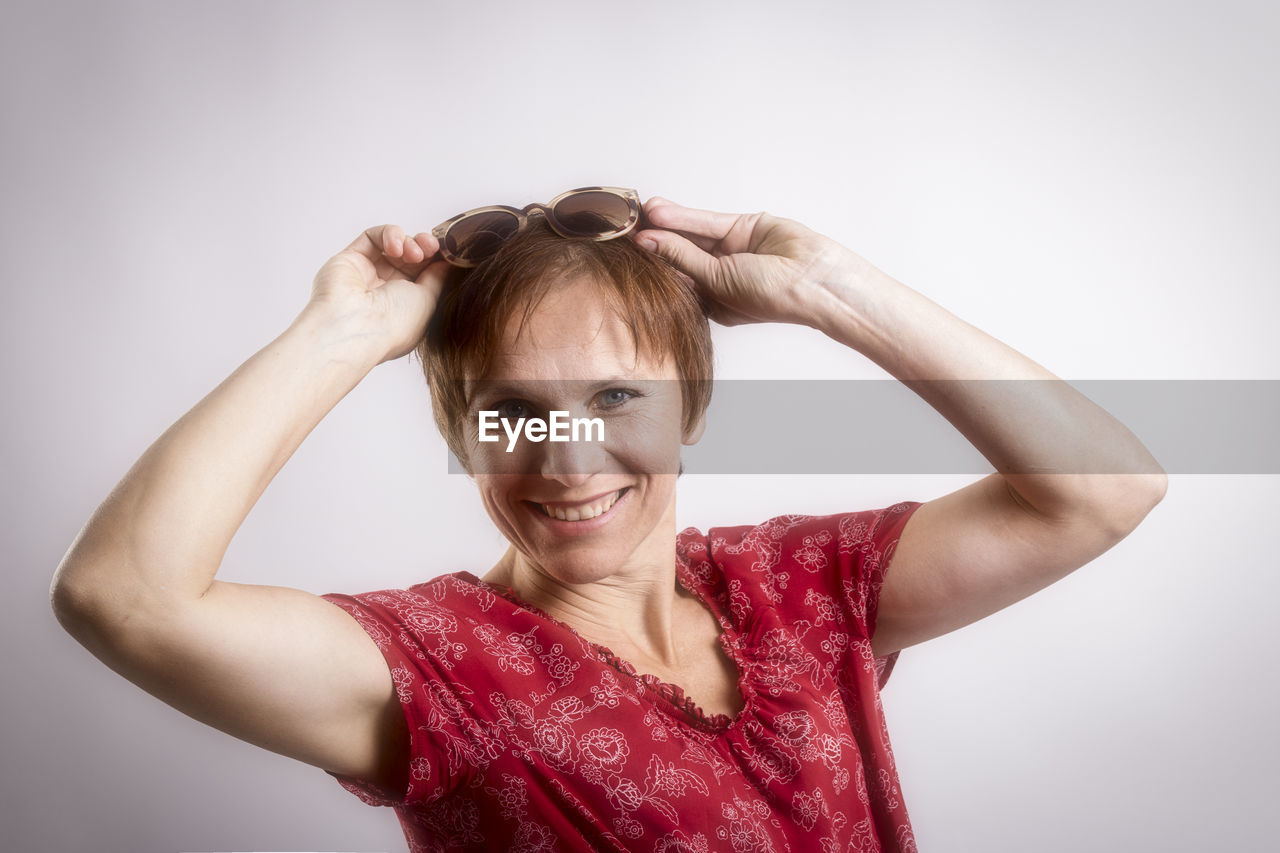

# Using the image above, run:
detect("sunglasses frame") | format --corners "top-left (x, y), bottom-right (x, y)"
top-left (431, 186), bottom-right (643, 267)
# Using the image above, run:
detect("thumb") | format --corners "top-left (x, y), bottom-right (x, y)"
top-left (380, 258), bottom-right (450, 317)
top-left (414, 257), bottom-right (451, 291)
top-left (634, 229), bottom-right (719, 286)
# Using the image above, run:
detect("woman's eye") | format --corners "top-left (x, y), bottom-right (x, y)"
top-left (495, 399), bottom-right (530, 421)
top-left (596, 388), bottom-right (637, 409)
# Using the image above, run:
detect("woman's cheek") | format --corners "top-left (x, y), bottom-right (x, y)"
top-left (602, 409), bottom-right (685, 475)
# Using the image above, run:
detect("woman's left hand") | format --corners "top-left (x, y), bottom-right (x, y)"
top-left (632, 197), bottom-right (860, 328)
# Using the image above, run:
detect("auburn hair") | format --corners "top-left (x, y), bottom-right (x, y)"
top-left (415, 220), bottom-right (714, 468)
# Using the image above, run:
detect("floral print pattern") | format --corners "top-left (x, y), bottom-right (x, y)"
top-left (322, 501), bottom-right (922, 852)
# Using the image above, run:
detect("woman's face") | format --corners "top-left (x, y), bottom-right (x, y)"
top-left (463, 275), bottom-right (698, 584)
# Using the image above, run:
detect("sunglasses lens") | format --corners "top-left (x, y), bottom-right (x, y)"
top-left (551, 191), bottom-right (634, 236)
top-left (444, 210), bottom-right (521, 264)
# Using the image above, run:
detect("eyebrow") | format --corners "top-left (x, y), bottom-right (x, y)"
top-left (464, 377), bottom-right (650, 408)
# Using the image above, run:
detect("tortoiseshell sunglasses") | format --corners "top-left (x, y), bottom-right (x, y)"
top-left (431, 186), bottom-right (642, 268)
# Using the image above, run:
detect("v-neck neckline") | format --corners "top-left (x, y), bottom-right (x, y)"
top-left (454, 555), bottom-right (752, 732)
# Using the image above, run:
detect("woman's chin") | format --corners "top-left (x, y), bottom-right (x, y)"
top-left (500, 483), bottom-right (678, 584)
top-left (524, 544), bottom-right (629, 586)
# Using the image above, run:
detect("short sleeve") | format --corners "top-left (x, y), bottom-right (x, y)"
top-left (320, 588), bottom-right (462, 809)
top-left (832, 501), bottom-right (921, 644)
top-left (834, 501), bottom-right (921, 687)
top-left (768, 501), bottom-right (923, 689)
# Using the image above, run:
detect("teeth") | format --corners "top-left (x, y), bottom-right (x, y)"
top-left (541, 490), bottom-right (622, 522)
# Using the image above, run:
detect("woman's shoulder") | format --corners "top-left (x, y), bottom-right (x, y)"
top-left (322, 571), bottom-right (601, 702)
top-left (324, 571), bottom-right (503, 619)
top-left (678, 501), bottom-right (921, 566)
top-left (320, 571), bottom-right (531, 661)
top-left (677, 502), bottom-right (922, 616)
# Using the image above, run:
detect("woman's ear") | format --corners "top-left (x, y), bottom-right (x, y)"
top-left (682, 413), bottom-right (706, 446)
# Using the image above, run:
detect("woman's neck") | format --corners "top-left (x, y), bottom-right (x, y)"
top-left (483, 523), bottom-right (687, 668)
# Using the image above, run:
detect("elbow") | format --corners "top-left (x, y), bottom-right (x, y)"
top-left (52, 553), bottom-right (202, 656)
top-left (1129, 457), bottom-right (1169, 518)
top-left (51, 525), bottom-right (120, 638)
top-left (1115, 445), bottom-right (1170, 531)
top-left (50, 561), bottom-right (107, 643)
top-left (51, 560), bottom-right (82, 625)
top-left (1017, 466), bottom-right (1169, 543)
top-left (1145, 469), bottom-right (1169, 507)
top-left (1093, 469), bottom-right (1168, 541)
top-left (50, 558), bottom-right (144, 651)
top-left (1075, 442), bottom-right (1169, 539)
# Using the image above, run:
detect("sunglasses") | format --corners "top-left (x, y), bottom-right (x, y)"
top-left (431, 186), bottom-right (642, 267)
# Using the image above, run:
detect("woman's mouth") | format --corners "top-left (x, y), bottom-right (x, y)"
top-left (534, 487), bottom-right (630, 521)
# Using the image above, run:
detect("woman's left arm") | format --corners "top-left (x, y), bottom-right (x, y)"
top-left (635, 197), bottom-right (1167, 657)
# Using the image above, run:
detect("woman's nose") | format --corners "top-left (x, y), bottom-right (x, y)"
top-left (538, 430), bottom-right (605, 487)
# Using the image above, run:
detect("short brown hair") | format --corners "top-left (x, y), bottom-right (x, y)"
top-left (416, 220), bottom-right (714, 467)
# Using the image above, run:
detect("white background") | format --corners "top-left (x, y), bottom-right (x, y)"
top-left (3, 1), bottom-right (1277, 850)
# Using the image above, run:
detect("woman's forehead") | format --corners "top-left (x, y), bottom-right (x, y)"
top-left (481, 278), bottom-right (674, 380)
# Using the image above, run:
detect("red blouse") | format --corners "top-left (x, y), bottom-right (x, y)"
top-left (322, 501), bottom-right (922, 853)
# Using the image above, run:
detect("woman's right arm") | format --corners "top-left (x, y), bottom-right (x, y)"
top-left (50, 224), bottom-right (445, 792)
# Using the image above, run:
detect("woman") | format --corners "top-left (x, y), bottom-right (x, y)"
top-left (51, 188), bottom-right (1166, 852)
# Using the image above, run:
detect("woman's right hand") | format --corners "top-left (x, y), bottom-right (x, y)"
top-left (301, 224), bottom-right (450, 365)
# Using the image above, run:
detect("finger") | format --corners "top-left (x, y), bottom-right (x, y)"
top-left (632, 226), bottom-right (718, 255)
top-left (401, 234), bottom-right (423, 264)
top-left (707, 305), bottom-right (754, 327)
top-left (413, 231), bottom-right (441, 260)
top-left (644, 196), bottom-right (741, 242)
top-left (634, 228), bottom-right (720, 288)
top-left (385, 225), bottom-right (406, 259)
top-left (344, 225), bottom-right (386, 259)
top-left (382, 248), bottom-right (436, 280)
top-left (414, 257), bottom-right (452, 292)
top-left (345, 224), bottom-right (408, 261)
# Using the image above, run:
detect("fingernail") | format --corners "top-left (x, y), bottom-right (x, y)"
top-left (637, 237), bottom-right (658, 252)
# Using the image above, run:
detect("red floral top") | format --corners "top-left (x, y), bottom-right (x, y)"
top-left (322, 501), bottom-right (922, 853)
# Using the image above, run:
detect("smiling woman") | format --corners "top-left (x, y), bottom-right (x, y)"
top-left (457, 272), bottom-right (695, 591)
top-left (50, 190), bottom-right (1165, 853)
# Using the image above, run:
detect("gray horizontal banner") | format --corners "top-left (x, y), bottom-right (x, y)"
top-left (446, 380), bottom-right (1279, 475)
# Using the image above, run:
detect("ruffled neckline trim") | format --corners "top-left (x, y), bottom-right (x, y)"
top-left (455, 552), bottom-right (750, 733)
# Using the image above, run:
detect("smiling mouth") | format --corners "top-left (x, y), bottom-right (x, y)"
top-left (532, 488), bottom-right (630, 522)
